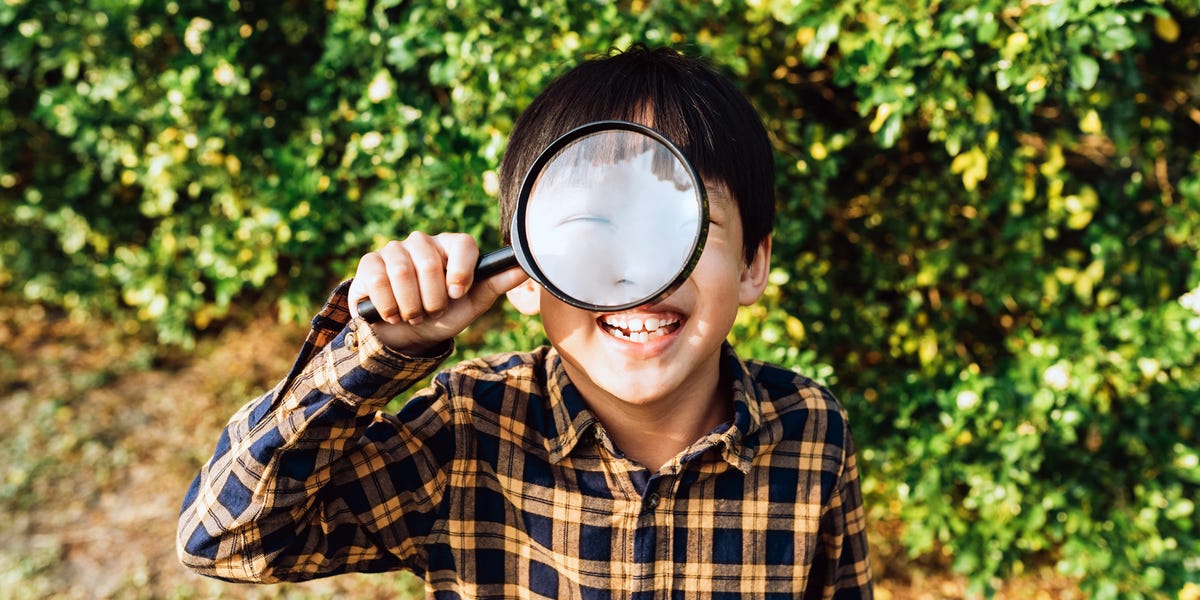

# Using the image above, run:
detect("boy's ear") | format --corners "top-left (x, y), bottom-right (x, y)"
top-left (737, 235), bottom-right (772, 306)
top-left (505, 277), bottom-right (542, 315)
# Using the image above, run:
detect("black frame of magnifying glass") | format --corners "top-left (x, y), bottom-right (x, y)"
top-left (357, 120), bottom-right (708, 322)
top-left (508, 120), bottom-right (709, 313)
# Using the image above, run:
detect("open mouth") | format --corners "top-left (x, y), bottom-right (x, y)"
top-left (597, 314), bottom-right (683, 343)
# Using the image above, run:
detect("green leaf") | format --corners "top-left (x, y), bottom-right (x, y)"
top-left (1070, 54), bottom-right (1100, 90)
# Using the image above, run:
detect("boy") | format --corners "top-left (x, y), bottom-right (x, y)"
top-left (177, 45), bottom-right (873, 598)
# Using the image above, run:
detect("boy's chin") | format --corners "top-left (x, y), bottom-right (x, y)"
top-left (598, 378), bottom-right (682, 406)
top-left (595, 361), bottom-right (700, 403)
top-left (563, 356), bottom-right (677, 405)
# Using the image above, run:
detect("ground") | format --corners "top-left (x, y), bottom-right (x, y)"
top-left (0, 302), bottom-right (1082, 599)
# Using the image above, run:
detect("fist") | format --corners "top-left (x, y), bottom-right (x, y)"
top-left (348, 232), bottom-right (526, 353)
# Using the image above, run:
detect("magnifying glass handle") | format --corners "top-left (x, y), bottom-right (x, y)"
top-left (475, 246), bottom-right (517, 279)
top-left (357, 246), bottom-right (518, 323)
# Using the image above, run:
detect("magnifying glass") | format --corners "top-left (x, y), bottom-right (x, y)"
top-left (358, 120), bottom-right (708, 322)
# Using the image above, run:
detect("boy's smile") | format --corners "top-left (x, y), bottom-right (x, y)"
top-left (585, 303), bottom-right (691, 368)
top-left (597, 311), bottom-right (683, 345)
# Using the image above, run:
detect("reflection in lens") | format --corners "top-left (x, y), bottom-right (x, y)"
top-left (524, 130), bottom-right (702, 308)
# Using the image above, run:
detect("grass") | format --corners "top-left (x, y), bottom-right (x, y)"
top-left (0, 301), bottom-right (423, 599)
top-left (0, 301), bottom-right (1081, 599)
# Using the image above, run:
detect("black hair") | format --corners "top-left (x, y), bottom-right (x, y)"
top-left (498, 45), bottom-right (775, 264)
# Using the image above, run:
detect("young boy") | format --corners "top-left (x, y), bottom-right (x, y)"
top-left (177, 45), bottom-right (873, 598)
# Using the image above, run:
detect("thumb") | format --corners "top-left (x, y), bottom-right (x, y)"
top-left (463, 266), bottom-right (529, 311)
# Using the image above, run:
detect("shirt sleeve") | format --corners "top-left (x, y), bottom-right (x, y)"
top-left (175, 281), bottom-right (456, 582)
top-left (824, 418), bottom-right (875, 599)
top-left (830, 427), bottom-right (878, 595)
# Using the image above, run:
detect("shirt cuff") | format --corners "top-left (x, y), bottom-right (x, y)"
top-left (310, 316), bottom-right (454, 409)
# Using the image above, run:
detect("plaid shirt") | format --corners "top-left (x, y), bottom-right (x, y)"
top-left (177, 283), bottom-right (873, 598)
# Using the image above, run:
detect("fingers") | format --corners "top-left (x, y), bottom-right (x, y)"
top-left (403, 232), bottom-right (449, 321)
top-left (352, 232), bottom-right (480, 326)
top-left (437, 233), bottom-right (477, 300)
top-left (352, 251), bottom-right (398, 323)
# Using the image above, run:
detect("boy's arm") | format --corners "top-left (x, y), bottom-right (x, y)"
top-left (174, 282), bottom-right (455, 581)
top-left (829, 429), bottom-right (874, 598)
top-left (176, 233), bottom-right (526, 582)
top-left (802, 407), bottom-right (874, 600)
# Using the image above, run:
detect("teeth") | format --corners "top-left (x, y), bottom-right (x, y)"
top-left (602, 315), bottom-right (678, 331)
top-left (600, 314), bottom-right (680, 341)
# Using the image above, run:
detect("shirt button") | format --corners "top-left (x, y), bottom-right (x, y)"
top-left (345, 331), bottom-right (358, 350)
top-left (646, 493), bottom-right (660, 510)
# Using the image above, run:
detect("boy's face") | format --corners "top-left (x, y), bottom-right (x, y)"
top-left (509, 185), bottom-right (770, 409)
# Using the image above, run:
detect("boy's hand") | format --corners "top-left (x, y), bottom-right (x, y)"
top-left (348, 232), bottom-right (527, 354)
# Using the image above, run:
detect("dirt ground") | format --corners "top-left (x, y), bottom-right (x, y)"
top-left (0, 303), bottom-right (1083, 599)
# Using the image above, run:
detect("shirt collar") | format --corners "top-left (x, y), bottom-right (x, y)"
top-left (541, 348), bottom-right (602, 464)
top-left (541, 343), bottom-right (764, 473)
top-left (719, 345), bottom-right (764, 472)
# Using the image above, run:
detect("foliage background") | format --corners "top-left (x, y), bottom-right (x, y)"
top-left (2, 0), bottom-right (1199, 598)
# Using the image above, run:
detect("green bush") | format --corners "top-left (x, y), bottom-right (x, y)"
top-left (3, 0), bottom-right (1197, 596)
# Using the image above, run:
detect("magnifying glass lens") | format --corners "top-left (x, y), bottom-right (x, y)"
top-left (520, 128), bottom-right (705, 310)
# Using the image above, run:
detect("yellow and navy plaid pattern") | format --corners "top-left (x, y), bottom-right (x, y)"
top-left (177, 283), bottom-right (873, 598)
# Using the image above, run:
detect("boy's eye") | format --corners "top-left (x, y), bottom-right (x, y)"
top-left (560, 214), bottom-right (614, 227)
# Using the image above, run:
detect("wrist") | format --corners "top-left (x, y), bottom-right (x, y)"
top-left (364, 320), bottom-right (454, 358)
